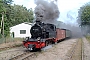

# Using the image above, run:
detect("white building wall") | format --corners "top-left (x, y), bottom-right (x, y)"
top-left (10, 23), bottom-right (32, 38)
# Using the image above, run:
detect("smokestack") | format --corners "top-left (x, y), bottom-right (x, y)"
top-left (34, 0), bottom-right (60, 24)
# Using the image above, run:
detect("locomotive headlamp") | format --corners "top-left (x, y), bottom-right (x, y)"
top-left (37, 37), bottom-right (40, 40)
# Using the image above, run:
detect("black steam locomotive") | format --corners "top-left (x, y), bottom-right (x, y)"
top-left (23, 21), bottom-right (71, 51)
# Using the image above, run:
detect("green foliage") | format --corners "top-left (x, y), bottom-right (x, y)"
top-left (0, 0), bottom-right (34, 37)
top-left (78, 2), bottom-right (90, 26)
top-left (0, 0), bottom-right (6, 13)
top-left (9, 5), bottom-right (34, 27)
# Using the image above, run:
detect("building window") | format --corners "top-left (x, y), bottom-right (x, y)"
top-left (20, 30), bottom-right (26, 34)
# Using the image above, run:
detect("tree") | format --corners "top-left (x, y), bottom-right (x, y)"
top-left (0, 0), bottom-right (34, 37)
top-left (0, 0), bottom-right (13, 37)
top-left (78, 2), bottom-right (90, 26)
top-left (78, 2), bottom-right (90, 35)
top-left (9, 5), bottom-right (34, 27)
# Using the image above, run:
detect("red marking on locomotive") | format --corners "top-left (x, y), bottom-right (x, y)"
top-left (23, 41), bottom-right (45, 49)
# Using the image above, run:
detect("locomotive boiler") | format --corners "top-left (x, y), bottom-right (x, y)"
top-left (30, 21), bottom-right (56, 39)
top-left (23, 21), bottom-right (71, 51)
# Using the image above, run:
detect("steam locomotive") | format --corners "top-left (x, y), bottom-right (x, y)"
top-left (23, 21), bottom-right (71, 51)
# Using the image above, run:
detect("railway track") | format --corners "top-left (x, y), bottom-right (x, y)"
top-left (67, 39), bottom-right (83, 60)
top-left (9, 50), bottom-right (38, 60)
top-left (82, 38), bottom-right (84, 60)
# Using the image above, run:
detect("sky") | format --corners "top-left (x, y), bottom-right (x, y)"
top-left (12, 0), bottom-right (90, 26)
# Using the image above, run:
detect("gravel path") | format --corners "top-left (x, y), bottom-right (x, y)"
top-left (83, 37), bottom-right (90, 60)
top-left (30, 38), bottom-right (78, 60)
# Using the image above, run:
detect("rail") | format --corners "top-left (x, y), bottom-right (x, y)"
top-left (67, 39), bottom-right (83, 60)
top-left (81, 38), bottom-right (84, 60)
top-left (9, 51), bottom-right (37, 60)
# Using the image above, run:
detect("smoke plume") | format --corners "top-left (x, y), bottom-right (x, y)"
top-left (34, 0), bottom-right (83, 38)
top-left (34, 0), bottom-right (60, 24)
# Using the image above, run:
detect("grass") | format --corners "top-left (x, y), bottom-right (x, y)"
top-left (0, 37), bottom-right (24, 52)
top-left (0, 37), bottom-right (24, 44)
top-left (85, 35), bottom-right (90, 42)
top-left (5, 37), bottom-right (24, 43)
